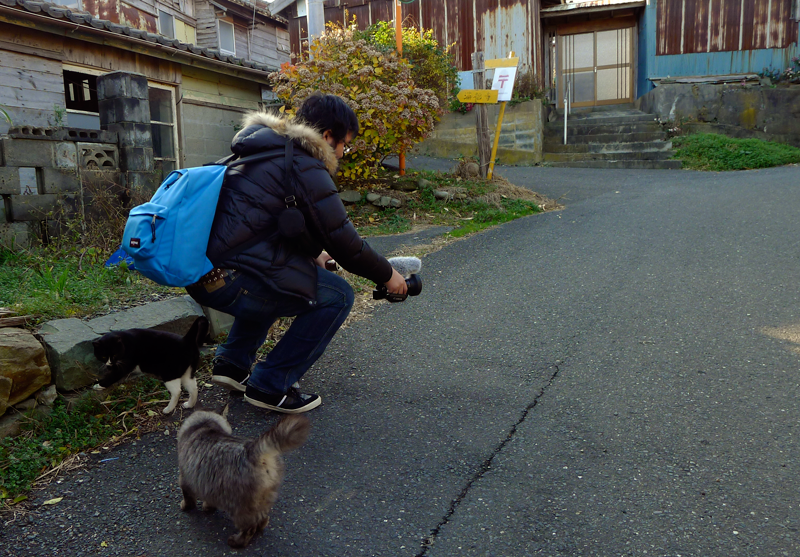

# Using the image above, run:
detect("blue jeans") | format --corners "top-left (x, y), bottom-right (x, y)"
top-left (186, 268), bottom-right (354, 395)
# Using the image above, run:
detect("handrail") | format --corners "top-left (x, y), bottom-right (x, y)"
top-left (563, 78), bottom-right (571, 145)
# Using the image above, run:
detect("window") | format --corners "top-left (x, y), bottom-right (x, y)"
top-left (63, 69), bottom-right (100, 129)
top-left (159, 10), bottom-right (175, 39)
top-left (149, 84), bottom-right (179, 174)
top-left (218, 20), bottom-right (235, 55)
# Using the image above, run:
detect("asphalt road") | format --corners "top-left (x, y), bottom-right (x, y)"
top-left (4, 160), bottom-right (800, 557)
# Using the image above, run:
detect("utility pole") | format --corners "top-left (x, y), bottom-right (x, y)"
top-left (471, 52), bottom-right (491, 179)
top-left (306, 0), bottom-right (325, 58)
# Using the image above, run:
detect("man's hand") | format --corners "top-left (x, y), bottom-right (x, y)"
top-left (315, 251), bottom-right (335, 270)
top-left (385, 268), bottom-right (408, 296)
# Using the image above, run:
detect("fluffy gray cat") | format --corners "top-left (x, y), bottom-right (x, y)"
top-left (177, 410), bottom-right (310, 548)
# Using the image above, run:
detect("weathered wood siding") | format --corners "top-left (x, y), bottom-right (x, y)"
top-left (233, 22), bottom-right (248, 58)
top-left (250, 24), bottom-right (289, 68)
top-left (0, 47), bottom-right (64, 130)
top-left (194, 0), bottom-right (219, 50)
top-left (180, 65), bottom-right (261, 108)
top-left (289, 0), bottom-right (543, 83)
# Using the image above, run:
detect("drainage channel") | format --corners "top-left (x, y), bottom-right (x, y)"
top-left (414, 362), bottom-right (562, 556)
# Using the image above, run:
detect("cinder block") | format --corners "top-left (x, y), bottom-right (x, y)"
top-left (0, 139), bottom-right (54, 167)
top-left (54, 128), bottom-right (118, 144)
top-left (105, 123), bottom-right (152, 148)
top-left (78, 143), bottom-right (118, 169)
top-left (0, 168), bottom-right (20, 195)
top-left (96, 71), bottom-right (149, 101)
top-left (125, 171), bottom-right (160, 194)
top-left (0, 222), bottom-right (33, 249)
top-left (119, 147), bottom-right (153, 172)
top-left (98, 98), bottom-right (150, 126)
top-left (42, 168), bottom-right (80, 194)
top-left (9, 194), bottom-right (78, 221)
top-left (54, 142), bottom-right (78, 168)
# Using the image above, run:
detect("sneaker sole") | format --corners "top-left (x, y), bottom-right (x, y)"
top-left (244, 394), bottom-right (322, 414)
top-left (211, 375), bottom-right (248, 392)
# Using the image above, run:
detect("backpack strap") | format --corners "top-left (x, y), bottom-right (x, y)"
top-left (211, 140), bottom-right (297, 264)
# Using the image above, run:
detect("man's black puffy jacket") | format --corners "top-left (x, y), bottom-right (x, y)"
top-left (206, 112), bottom-right (392, 303)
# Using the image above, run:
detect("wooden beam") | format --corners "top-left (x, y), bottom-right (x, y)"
top-left (268, 0), bottom-right (295, 16)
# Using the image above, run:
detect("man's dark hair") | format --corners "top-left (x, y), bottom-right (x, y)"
top-left (296, 94), bottom-right (359, 143)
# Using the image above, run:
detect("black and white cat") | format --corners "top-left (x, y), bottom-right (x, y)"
top-left (92, 316), bottom-right (209, 414)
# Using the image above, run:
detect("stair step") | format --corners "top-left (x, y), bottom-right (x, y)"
top-left (544, 159), bottom-right (683, 170)
top-left (544, 131), bottom-right (668, 145)
top-left (544, 141), bottom-right (673, 153)
top-left (544, 122), bottom-right (664, 137)
top-left (551, 113), bottom-right (658, 126)
top-left (543, 150), bottom-right (675, 162)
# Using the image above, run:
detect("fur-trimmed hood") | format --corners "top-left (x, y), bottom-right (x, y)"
top-left (235, 111), bottom-right (339, 176)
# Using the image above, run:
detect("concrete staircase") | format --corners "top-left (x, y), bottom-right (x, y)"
top-left (543, 106), bottom-right (682, 169)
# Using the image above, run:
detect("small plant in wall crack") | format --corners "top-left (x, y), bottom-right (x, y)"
top-left (655, 115), bottom-right (688, 138)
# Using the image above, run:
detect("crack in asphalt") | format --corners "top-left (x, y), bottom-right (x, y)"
top-left (414, 362), bottom-right (562, 556)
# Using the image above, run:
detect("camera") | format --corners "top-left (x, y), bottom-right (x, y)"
top-left (373, 273), bottom-right (422, 303)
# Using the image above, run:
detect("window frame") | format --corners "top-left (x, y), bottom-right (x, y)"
top-left (148, 81), bottom-right (180, 173)
top-left (62, 64), bottom-right (103, 129)
top-left (158, 9), bottom-right (176, 39)
top-left (217, 19), bottom-right (236, 56)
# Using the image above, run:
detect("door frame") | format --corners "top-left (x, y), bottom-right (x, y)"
top-left (556, 17), bottom-right (636, 109)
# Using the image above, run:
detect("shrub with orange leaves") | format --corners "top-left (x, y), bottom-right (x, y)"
top-left (269, 23), bottom-right (441, 184)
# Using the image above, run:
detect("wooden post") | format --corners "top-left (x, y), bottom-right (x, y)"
top-left (472, 52), bottom-right (491, 180)
top-left (395, 0), bottom-right (406, 176)
top-left (487, 51), bottom-right (515, 181)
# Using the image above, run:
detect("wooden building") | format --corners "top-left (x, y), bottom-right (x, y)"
top-left (268, 0), bottom-right (799, 109)
top-left (0, 0), bottom-right (290, 168)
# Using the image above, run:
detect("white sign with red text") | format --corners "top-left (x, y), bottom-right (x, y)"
top-left (490, 66), bottom-right (517, 102)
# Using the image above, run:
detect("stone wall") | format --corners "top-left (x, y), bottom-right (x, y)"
top-left (635, 83), bottom-right (800, 147)
top-left (413, 99), bottom-right (544, 165)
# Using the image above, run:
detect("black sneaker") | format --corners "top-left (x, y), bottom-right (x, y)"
top-left (210, 360), bottom-right (250, 392)
top-left (244, 385), bottom-right (321, 414)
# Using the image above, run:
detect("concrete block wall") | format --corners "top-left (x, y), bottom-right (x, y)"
top-left (413, 100), bottom-right (544, 165)
top-left (0, 71), bottom-right (164, 247)
top-left (182, 103), bottom-right (248, 168)
top-left (0, 127), bottom-right (121, 248)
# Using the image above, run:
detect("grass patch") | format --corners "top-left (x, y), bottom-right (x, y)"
top-left (0, 377), bottom-right (169, 500)
top-left (672, 133), bottom-right (800, 171)
top-left (0, 247), bottom-right (182, 326)
top-left (349, 169), bottom-right (546, 238)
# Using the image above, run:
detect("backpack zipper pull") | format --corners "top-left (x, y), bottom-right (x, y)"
top-left (151, 215), bottom-right (157, 242)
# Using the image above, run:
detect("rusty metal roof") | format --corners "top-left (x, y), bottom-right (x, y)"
top-left (0, 0), bottom-right (279, 75)
top-left (541, 0), bottom-right (645, 17)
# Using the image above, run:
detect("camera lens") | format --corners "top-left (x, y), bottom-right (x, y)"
top-left (406, 274), bottom-right (422, 296)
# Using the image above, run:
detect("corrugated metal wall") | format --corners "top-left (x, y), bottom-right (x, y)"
top-left (657, 0), bottom-right (799, 55)
top-left (639, 0), bottom-right (800, 96)
top-left (288, 0), bottom-right (543, 83)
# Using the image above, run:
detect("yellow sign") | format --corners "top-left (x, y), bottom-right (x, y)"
top-left (456, 89), bottom-right (499, 104)
top-left (485, 57), bottom-right (520, 69)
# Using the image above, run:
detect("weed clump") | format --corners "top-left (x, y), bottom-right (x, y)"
top-left (672, 133), bottom-right (800, 171)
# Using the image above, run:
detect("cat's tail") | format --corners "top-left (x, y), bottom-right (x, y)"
top-left (255, 415), bottom-right (310, 455)
top-left (184, 316), bottom-right (210, 348)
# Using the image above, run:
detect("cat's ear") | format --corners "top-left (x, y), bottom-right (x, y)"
top-left (221, 403), bottom-right (230, 419)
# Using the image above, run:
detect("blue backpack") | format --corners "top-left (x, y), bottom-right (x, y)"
top-left (122, 146), bottom-right (288, 287)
